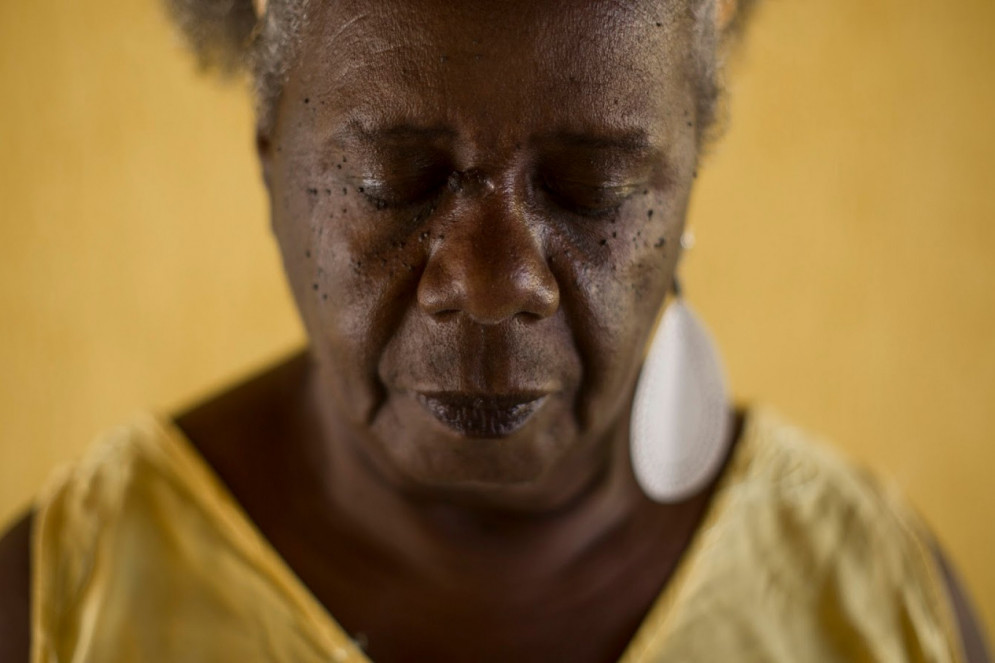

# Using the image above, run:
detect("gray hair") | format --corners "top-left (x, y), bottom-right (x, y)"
top-left (162, 0), bottom-right (757, 145)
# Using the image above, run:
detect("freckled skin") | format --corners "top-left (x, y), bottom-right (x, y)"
top-left (5, 2), bottom-right (736, 662)
top-left (0, 3), bottom-right (989, 662)
top-left (177, 1), bottom-right (733, 661)
top-left (266, 0), bottom-right (698, 508)
top-left (164, 4), bottom-right (737, 661)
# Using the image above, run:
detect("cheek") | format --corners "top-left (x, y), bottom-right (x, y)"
top-left (271, 159), bottom-right (430, 417)
top-left (549, 189), bottom-right (684, 427)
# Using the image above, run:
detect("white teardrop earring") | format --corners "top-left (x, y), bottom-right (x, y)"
top-left (629, 277), bottom-right (733, 503)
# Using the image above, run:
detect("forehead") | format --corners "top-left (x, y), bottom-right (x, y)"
top-left (281, 0), bottom-right (699, 146)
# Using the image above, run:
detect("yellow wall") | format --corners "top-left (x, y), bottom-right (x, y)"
top-left (2, 0), bottom-right (993, 636)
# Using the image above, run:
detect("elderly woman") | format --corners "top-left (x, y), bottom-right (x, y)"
top-left (0, 0), bottom-right (988, 661)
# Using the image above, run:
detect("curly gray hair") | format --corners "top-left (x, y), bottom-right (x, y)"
top-left (162, 0), bottom-right (757, 145)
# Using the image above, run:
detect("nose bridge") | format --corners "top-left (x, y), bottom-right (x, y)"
top-left (417, 180), bottom-right (559, 324)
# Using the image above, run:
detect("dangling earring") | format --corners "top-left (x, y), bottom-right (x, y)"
top-left (629, 270), bottom-right (733, 503)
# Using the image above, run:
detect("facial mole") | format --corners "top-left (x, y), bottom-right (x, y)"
top-left (342, 188), bottom-right (348, 195)
top-left (312, 283), bottom-right (318, 290)
top-left (655, 237), bottom-right (666, 249)
top-left (647, 210), bottom-right (654, 218)
top-left (307, 188), bottom-right (318, 196)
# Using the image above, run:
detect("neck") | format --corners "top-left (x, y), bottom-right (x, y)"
top-left (303, 362), bottom-right (668, 586)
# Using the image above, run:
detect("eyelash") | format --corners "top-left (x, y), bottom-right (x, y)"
top-left (361, 191), bottom-right (391, 210)
top-left (361, 186), bottom-right (449, 227)
top-left (539, 180), bottom-right (633, 220)
top-left (355, 170), bottom-right (641, 223)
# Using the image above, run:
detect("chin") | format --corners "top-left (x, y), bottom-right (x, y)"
top-left (368, 389), bottom-right (582, 505)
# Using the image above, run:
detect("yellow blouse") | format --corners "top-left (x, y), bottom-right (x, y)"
top-left (31, 408), bottom-right (964, 662)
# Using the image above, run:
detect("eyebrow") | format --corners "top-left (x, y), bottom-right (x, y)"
top-left (536, 130), bottom-right (653, 153)
top-left (337, 121), bottom-right (458, 145)
top-left (330, 122), bottom-right (655, 156)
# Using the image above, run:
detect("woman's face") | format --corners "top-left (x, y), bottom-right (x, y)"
top-left (263, 0), bottom-right (703, 507)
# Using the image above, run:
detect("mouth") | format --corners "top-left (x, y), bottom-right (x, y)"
top-left (415, 391), bottom-right (550, 438)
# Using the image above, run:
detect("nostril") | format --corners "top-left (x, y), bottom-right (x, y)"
top-left (524, 267), bottom-right (560, 319)
top-left (433, 309), bottom-right (460, 323)
top-left (418, 245), bottom-right (560, 323)
top-left (416, 191), bottom-right (558, 323)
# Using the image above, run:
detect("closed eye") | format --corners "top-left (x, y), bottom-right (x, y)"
top-left (356, 163), bottom-right (452, 210)
top-left (540, 176), bottom-right (643, 218)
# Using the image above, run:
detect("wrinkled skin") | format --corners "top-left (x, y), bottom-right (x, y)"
top-left (231, 3), bottom-right (721, 660)
top-left (263, 0), bottom-right (700, 510)
top-left (0, 2), bottom-right (990, 662)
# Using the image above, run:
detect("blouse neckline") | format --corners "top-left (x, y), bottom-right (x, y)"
top-left (142, 406), bottom-right (761, 662)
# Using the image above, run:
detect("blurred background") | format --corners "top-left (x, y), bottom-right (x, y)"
top-left (1, 0), bottom-right (993, 636)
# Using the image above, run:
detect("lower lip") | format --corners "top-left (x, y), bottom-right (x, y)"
top-left (416, 393), bottom-right (549, 438)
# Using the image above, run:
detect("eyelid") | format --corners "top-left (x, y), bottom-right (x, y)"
top-left (351, 169), bottom-right (450, 210)
top-left (541, 173), bottom-right (647, 197)
top-left (540, 176), bottom-right (645, 218)
top-left (549, 178), bottom-right (645, 195)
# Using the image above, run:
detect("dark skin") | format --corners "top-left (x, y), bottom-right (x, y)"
top-left (0, 1), bottom-right (990, 661)
top-left (233, 2), bottom-right (704, 657)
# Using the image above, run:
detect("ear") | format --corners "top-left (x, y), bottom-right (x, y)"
top-left (255, 129), bottom-right (279, 235)
top-left (256, 129), bottom-right (274, 191)
top-left (714, 0), bottom-right (739, 34)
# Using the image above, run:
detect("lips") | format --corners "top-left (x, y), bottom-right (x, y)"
top-left (416, 392), bottom-right (549, 438)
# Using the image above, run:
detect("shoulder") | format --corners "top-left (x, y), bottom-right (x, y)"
top-left (738, 408), bottom-right (937, 546)
top-left (737, 409), bottom-right (943, 587)
top-left (717, 408), bottom-right (971, 660)
top-left (0, 419), bottom-right (176, 663)
top-left (0, 510), bottom-right (33, 663)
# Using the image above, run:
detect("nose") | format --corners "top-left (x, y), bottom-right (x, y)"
top-left (417, 187), bottom-right (559, 325)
